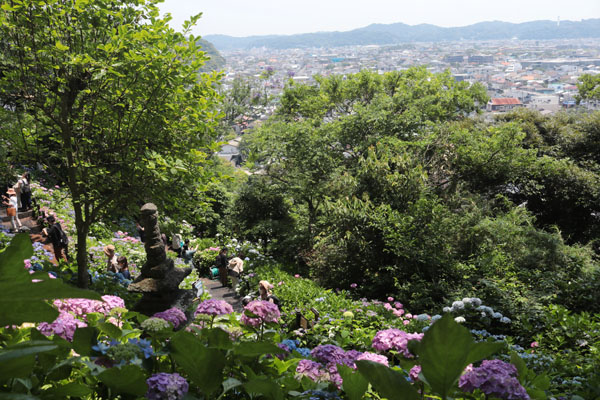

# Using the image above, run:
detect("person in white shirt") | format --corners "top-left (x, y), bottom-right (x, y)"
top-left (104, 245), bottom-right (119, 273)
top-left (172, 233), bottom-right (183, 257)
top-left (2, 188), bottom-right (22, 230)
top-left (228, 254), bottom-right (244, 293)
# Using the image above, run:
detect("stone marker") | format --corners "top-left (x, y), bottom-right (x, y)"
top-left (128, 203), bottom-right (193, 315)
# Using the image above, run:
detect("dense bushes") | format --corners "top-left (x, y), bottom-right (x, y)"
top-left (232, 69), bottom-right (600, 327)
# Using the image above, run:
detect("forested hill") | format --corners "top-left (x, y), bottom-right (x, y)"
top-left (197, 38), bottom-right (226, 71)
top-left (205, 18), bottom-right (600, 50)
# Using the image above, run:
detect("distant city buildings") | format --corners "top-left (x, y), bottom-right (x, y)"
top-left (218, 38), bottom-right (600, 117)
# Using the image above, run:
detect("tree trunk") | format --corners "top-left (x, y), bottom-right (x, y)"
top-left (307, 199), bottom-right (315, 246)
top-left (73, 202), bottom-right (90, 288)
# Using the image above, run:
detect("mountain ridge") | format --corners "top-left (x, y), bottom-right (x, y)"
top-left (204, 18), bottom-right (600, 51)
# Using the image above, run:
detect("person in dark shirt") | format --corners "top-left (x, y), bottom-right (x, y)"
top-left (43, 215), bottom-right (68, 262)
top-left (117, 256), bottom-right (132, 280)
top-left (215, 247), bottom-right (229, 287)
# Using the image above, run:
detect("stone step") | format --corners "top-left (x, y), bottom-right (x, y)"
top-left (0, 216), bottom-right (41, 234)
top-left (0, 208), bottom-right (34, 222)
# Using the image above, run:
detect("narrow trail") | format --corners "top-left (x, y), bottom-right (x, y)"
top-left (3, 206), bottom-right (244, 305)
top-left (1, 207), bottom-right (59, 265)
top-left (199, 277), bottom-right (243, 312)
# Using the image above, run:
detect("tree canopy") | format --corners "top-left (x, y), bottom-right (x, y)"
top-left (0, 0), bottom-right (222, 286)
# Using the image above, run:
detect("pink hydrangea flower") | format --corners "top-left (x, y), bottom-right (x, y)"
top-left (393, 309), bottom-right (405, 317)
top-left (356, 352), bottom-right (389, 367)
top-left (38, 312), bottom-right (87, 341)
top-left (294, 274), bottom-right (300, 278)
top-left (241, 300), bottom-right (280, 327)
top-left (52, 296), bottom-right (125, 320)
top-left (394, 302), bottom-right (403, 309)
top-left (409, 365), bottom-right (422, 381)
top-left (372, 329), bottom-right (424, 358)
top-left (387, 297), bottom-right (394, 302)
top-left (530, 341), bottom-right (539, 348)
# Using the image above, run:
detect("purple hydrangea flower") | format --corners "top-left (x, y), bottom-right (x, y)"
top-left (153, 308), bottom-right (187, 329)
top-left (241, 300), bottom-right (280, 327)
top-left (296, 359), bottom-right (324, 382)
top-left (310, 344), bottom-right (346, 365)
top-left (38, 312), bottom-right (87, 341)
top-left (459, 360), bottom-right (530, 400)
top-left (341, 349), bottom-right (363, 367)
top-left (194, 299), bottom-right (234, 317)
top-left (146, 372), bottom-right (189, 400)
top-left (372, 329), bottom-right (423, 358)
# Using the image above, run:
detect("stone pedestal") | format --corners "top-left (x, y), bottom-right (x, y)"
top-left (128, 203), bottom-right (193, 315)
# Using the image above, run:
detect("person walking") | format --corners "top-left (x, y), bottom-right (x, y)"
top-left (43, 215), bottom-right (68, 262)
top-left (215, 247), bottom-right (229, 287)
top-left (228, 253), bottom-right (244, 294)
top-left (2, 188), bottom-right (22, 231)
top-left (18, 173), bottom-right (32, 211)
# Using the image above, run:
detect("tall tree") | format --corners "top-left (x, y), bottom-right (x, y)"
top-left (577, 74), bottom-right (600, 102)
top-left (0, 0), bottom-right (221, 287)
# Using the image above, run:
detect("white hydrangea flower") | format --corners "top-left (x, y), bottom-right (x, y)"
top-left (454, 316), bottom-right (466, 323)
top-left (452, 301), bottom-right (465, 310)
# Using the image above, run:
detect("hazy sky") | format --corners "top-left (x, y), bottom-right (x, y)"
top-left (158, 0), bottom-right (600, 37)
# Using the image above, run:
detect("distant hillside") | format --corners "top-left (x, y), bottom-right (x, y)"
top-left (197, 38), bottom-right (226, 72)
top-left (205, 19), bottom-right (600, 50)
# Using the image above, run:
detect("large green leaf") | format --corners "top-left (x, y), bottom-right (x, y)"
top-left (244, 377), bottom-right (284, 400)
top-left (97, 321), bottom-right (122, 339)
top-left (97, 365), bottom-right (148, 396)
top-left (356, 360), bottom-right (420, 400)
top-left (338, 364), bottom-right (368, 400)
top-left (410, 314), bottom-right (502, 399)
top-left (72, 327), bottom-right (98, 356)
top-left (0, 234), bottom-right (101, 326)
top-left (203, 327), bottom-right (233, 350)
top-left (44, 382), bottom-right (92, 398)
top-left (233, 341), bottom-right (283, 357)
top-left (170, 331), bottom-right (226, 395)
top-left (0, 341), bottom-right (59, 380)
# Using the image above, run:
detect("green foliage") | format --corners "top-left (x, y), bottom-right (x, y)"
top-left (410, 314), bottom-right (504, 399)
top-left (577, 74), bottom-right (600, 102)
top-left (170, 330), bottom-right (226, 396)
top-left (0, 234), bottom-right (100, 326)
top-left (0, 0), bottom-right (222, 287)
top-left (356, 361), bottom-right (419, 400)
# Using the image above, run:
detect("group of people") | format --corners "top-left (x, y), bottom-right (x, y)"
top-left (103, 244), bottom-right (132, 281)
top-left (1, 172), bottom-right (32, 231)
top-left (215, 247), bottom-right (245, 293)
